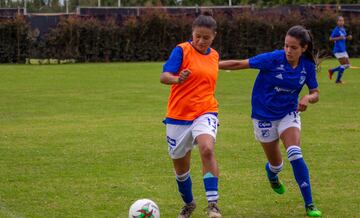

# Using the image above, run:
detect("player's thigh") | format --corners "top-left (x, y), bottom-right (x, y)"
top-left (192, 114), bottom-right (218, 145)
top-left (344, 57), bottom-right (350, 65)
top-left (279, 112), bottom-right (301, 148)
top-left (338, 57), bottom-right (348, 65)
top-left (196, 134), bottom-right (215, 158)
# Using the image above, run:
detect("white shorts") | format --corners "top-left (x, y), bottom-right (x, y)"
top-left (252, 112), bottom-right (301, 143)
top-left (166, 114), bottom-right (218, 159)
top-left (334, 52), bottom-right (349, 59)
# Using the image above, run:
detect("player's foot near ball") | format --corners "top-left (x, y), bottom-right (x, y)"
top-left (306, 204), bottom-right (322, 217)
top-left (206, 202), bottom-right (222, 218)
top-left (178, 201), bottom-right (196, 218)
top-left (328, 69), bottom-right (334, 80)
top-left (269, 177), bottom-right (285, 194)
top-left (336, 80), bottom-right (345, 84)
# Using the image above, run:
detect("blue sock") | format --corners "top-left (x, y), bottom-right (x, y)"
top-left (336, 66), bottom-right (345, 82)
top-left (176, 171), bottom-right (193, 204)
top-left (287, 146), bottom-right (313, 206)
top-left (266, 162), bottom-right (283, 181)
top-left (203, 172), bottom-right (218, 203)
top-left (331, 65), bottom-right (342, 72)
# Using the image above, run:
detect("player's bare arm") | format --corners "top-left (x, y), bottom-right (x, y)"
top-left (219, 59), bottom-right (250, 70)
top-left (160, 69), bottom-right (191, 85)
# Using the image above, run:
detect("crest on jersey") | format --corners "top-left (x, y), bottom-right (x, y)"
top-left (299, 75), bottom-right (306, 85)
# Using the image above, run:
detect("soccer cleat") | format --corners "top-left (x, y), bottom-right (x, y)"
top-left (269, 178), bottom-right (286, 194)
top-left (206, 202), bottom-right (222, 218)
top-left (328, 69), bottom-right (334, 80)
top-left (336, 80), bottom-right (345, 84)
top-left (306, 204), bottom-right (322, 217)
top-left (178, 201), bottom-right (196, 218)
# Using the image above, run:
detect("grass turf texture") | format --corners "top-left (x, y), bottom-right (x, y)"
top-left (0, 59), bottom-right (359, 217)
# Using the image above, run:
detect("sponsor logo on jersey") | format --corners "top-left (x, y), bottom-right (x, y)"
top-left (274, 86), bottom-right (295, 93)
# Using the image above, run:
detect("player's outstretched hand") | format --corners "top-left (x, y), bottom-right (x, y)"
top-left (347, 35), bottom-right (352, 40)
top-left (297, 95), bottom-right (310, 112)
top-left (178, 69), bottom-right (191, 84)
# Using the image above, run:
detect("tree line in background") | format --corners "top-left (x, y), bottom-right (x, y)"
top-left (0, 8), bottom-right (359, 63)
top-left (0, 0), bottom-right (358, 13)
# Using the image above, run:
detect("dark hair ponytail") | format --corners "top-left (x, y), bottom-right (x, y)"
top-left (192, 13), bottom-right (217, 32)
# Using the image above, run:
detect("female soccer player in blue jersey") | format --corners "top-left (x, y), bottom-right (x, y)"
top-left (219, 25), bottom-right (322, 217)
top-left (161, 14), bottom-right (222, 218)
top-left (328, 16), bottom-right (352, 84)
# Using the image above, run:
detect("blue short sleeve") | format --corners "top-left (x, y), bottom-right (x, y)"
top-left (249, 51), bottom-right (277, 71)
top-left (306, 64), bottom-right (318, 90)
top-left (330, 27), bottom-right (339, 38)
top-left (163, 46), bottom-right (183, 74)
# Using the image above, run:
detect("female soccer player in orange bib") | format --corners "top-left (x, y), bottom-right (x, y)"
top-left (161, 14), bottom-right (221, 218)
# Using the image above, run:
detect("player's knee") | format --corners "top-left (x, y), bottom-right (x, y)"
top-left (342, 64), bottom-right (350, 69)
top-left (199, 144), bottom-right (214, 159)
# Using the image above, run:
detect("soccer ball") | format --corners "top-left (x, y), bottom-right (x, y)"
top-left (128, 199), bottom-right (160, 218)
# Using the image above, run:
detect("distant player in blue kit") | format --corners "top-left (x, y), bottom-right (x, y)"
top-left (328, 16), bottom-right (352, 84)
top-left (219, 26), bottom-right (322, 217)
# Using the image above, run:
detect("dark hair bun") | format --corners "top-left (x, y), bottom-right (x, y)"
top-left (192, 14), bottom-right (217, 31)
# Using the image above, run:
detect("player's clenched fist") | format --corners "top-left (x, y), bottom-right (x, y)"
top-left (178, 69), bottom-right (191, 84)
top-left (297, 95), bottom-right (309, 112)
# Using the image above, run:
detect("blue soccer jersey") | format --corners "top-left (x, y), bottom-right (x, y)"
top-left (330, 26), bottom-right (347, 53)
top-left (249, 50), bottom-right (318, 121)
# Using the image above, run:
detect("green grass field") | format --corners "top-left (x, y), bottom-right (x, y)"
top-left (0, 59), bottom-right (359, 218)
